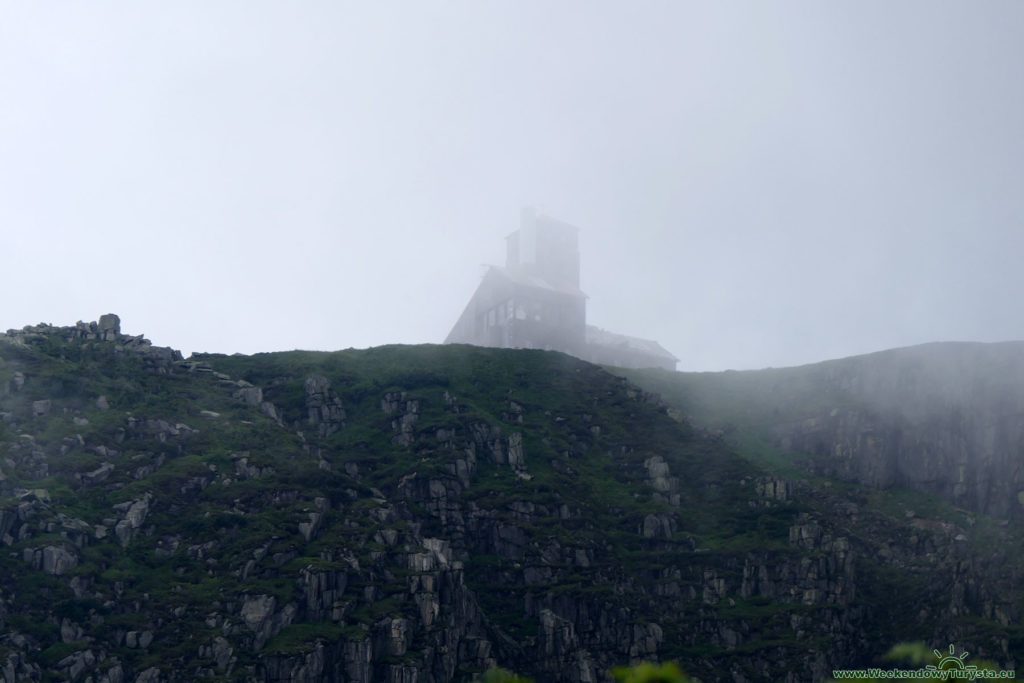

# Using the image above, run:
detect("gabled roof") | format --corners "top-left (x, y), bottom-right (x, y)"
top-left (585, 325), bottom-right (679, 362)
top-left (488, 265), bottom-right (588, 299)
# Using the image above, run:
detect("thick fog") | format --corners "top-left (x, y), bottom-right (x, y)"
top-left (2, 2), bottom-right (1022, 370)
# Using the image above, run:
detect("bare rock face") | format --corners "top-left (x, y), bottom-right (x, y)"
top-left (241, 594), bottom-right (297, 651)
top-left (674, 341), bottom-right (1024, 520)
top-left (113, 493), bottom-right (153, 547)
top-left (241, 594), bottom-right (277, 631)
top-left (384, 392), bottom-right (419, 446)
top-left (41, 545), bottom-right (78, 575)
top-left (304, 375), bottom-right (346, 438)
top-left (234, 386), bottom-right (263, 406)
top-left (31, 400), bottom-right (50, 417)
top-left (762, 342), bottom-right (1024, 519)
top-left (507, 432), bottom-right (526, 472)
top-left (98, 313), bottom-right (121, 340)
top-left (644, 455), bottom-right (680, 506)
top-left (22, 545), bottom-right (79, 575)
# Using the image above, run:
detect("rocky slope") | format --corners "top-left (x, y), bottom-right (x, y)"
top-left (622, 342), bottom-right (1024, 520)
top-left (0, 319), bottom-right (1021, 682)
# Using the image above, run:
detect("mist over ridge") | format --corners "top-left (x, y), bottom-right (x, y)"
top-left (3, 2), bottom-right (1024, 370)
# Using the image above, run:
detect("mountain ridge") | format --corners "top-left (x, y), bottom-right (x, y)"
top-left (0, 316), bottom-right (1021, 681)
top-left (618, 339), bottom-right (1024, 520)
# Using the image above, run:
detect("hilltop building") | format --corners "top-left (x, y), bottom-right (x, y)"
top-left (445, 209), bottom-right (678, 371)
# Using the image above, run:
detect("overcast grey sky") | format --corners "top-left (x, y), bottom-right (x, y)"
top-left (2, 2), bottom-right (1023, 371)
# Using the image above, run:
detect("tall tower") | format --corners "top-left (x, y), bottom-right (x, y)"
top-left (446, 209), bottom-right (678, 370)
top-left (447, 209), bottom-right (586, 353)
top-left (505, 207), bottom-right (580, 290)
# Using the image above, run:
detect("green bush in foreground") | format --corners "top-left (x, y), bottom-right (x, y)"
top-left (480, 668), bottom-right (533, 683)
top-left (612, 661), bottom-right (693, 683)
top-left (829, 642), bottom-right (1005, 682)
top-left (479, 662), bottom-right (693, 683)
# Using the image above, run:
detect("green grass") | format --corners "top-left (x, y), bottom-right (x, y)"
top-left (1, 330), bottom-right (1021, 680)
top-left (263, 622), bottom-right (347, 654)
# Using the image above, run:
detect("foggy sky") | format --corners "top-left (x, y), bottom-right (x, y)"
top-left (2, 2), bottom-right (1023, 371)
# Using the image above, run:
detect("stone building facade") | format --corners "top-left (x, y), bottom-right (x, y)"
top-left (445, 209), bottom-right (678, 371)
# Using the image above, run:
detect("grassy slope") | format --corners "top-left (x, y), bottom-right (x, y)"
top-left (1, 334), bottom-right (1021, 678)
top-left (0, 337), bottom-right (787, 678)
top-left (616, 362), bottom-right (1024, 658)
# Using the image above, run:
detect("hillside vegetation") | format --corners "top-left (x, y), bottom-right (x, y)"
top-left (0, 319), bottom-right (1020, 681)
top-left (619, 342), bottom-right (1024, 519)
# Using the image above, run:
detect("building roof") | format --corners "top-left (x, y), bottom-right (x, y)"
top-left (585, 325), bottom-right (679, 362)
top-left (489, 265), bottom-right (588, 299)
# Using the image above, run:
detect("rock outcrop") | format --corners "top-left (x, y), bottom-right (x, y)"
top-left (0, 323), bottom-right (1020, 682)
top-left (643, 341), bottom-right (1024, 520)
top-left (304, 375), bottom-right (346, 438)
